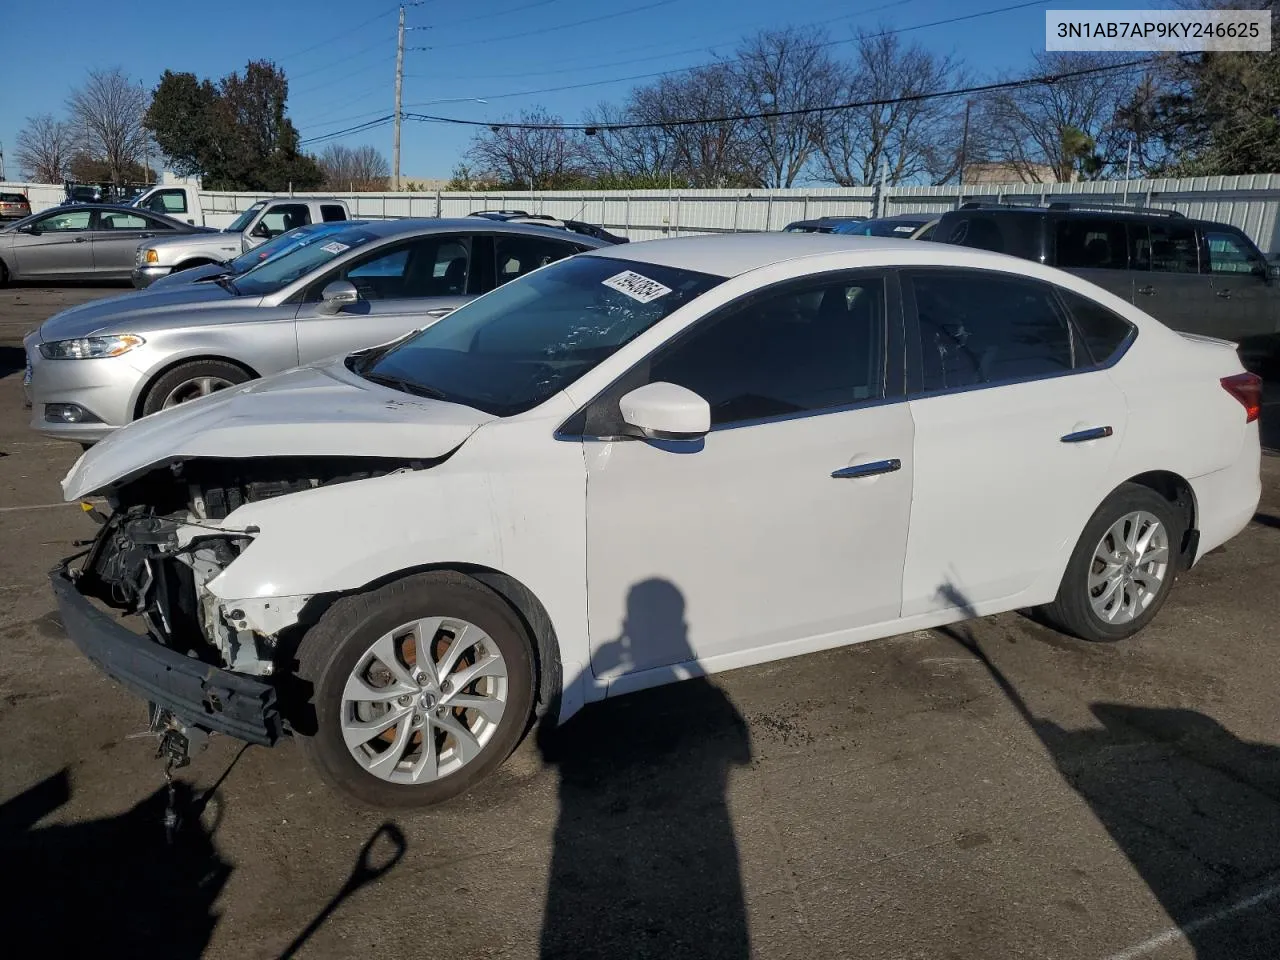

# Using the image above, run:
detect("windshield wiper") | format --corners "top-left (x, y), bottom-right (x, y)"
top-left (363, 372), bottom-right (447, 400)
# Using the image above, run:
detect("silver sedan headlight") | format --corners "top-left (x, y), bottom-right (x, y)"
top-left (39, 334), bottom-right (146, 359)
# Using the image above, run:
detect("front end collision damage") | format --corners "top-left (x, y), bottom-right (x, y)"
top-left (61, 454), bottom-right (440, 739)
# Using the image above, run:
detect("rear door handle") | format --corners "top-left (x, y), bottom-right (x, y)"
top-left (1137, 285), bottom-right (1155, 296)
top-left (73, 236), bottom-right (88, 243)
top-left (831, 458), bottom-right (901, 479)
top-left (138, 232), bottom-right (154, 239)
top-left (1216, 289), bottom-right (1231, 300)
top-left (1061, 426), bottom-right (1114, 443)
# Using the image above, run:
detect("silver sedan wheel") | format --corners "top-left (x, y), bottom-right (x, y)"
top-left (1089, 510), bottom-right (1170, 625)
top-left (161, 375), bottom-right (235, 409)
top-left (340, 617), bottom-right (509, 785)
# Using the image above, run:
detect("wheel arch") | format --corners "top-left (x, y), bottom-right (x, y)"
top-left (1119, 470), bottom-right (1199, 567)
top-left (132, 354), bottom-right (261, 420)
top-left (305, 562), bottom-right (564, 725)
top-left (172, 257), bottom-right (220, 272)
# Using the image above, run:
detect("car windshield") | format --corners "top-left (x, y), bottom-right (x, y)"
top-left (225, 201), bottom-right (266, 234)
top-left (359, 255), bottom-right (725, 416)
top-left (226, 223), bottom-right (345, 275)
top-left (835, 218), bottom-right (927, 237)
top-left (232, 227), bottom-right (380, 296)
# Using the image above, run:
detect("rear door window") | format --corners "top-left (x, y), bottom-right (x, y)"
top-left (1055, 219), bottom-right (1127, 270)
top-left (1130, 221), bottom-right (1198, 273)
top-left (321, 204), bottom-right (347, 223)
top-left (1056, 288), bottom-right (1135, 365)
top-left (907, 269), bottom-right (1078, 392)
top-left (493, 234), bottom-right (582, 286)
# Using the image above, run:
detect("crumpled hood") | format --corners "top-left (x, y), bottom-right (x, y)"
top-left (37, 283), bottom-right (243, 340)
top-left (62, 359), bottom-right (497, 500)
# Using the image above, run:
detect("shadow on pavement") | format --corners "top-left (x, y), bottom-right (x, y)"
top-left (0, 768), bottom-right (231, 957)
top-left (936, 584), bottom-right (1280, 959)
top-left (537, 578), bottom-right (752, 959)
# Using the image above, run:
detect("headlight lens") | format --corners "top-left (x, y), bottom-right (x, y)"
top-left (39, 334), bottom-right (145, 359)
top-left (144, 248), bottom-right (159, 264)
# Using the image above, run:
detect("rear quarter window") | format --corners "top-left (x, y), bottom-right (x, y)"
top-left (1057, 288), bottom-right (1135, 366)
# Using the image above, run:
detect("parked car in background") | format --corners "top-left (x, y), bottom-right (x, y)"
top-left (25, 218), bottom-right (605, 442)
top-left (466, 210), bottom-right (628, 244)
top-left (783, 216), bottom-right (868, 233)
top-left (50, 232), bottom-right (1261, 807)
top-left (133, 197), bottom-right (351, 285)
top-left (0, 192), bottom-right (31, 222)
top-left (130, 184), bottom-right (208, 225)
top-left (143, 220), bottom-right (370, 290)
top-left (934, 202), bottom-right (1280, 371)
top-left (0, 205), bottom-right (210, 285)
top-left (832, 214), bottom-right (938, 240)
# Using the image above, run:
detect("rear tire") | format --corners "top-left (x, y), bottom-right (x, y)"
top-left (1038, 483), bottom-right (1184, 642)
top-left (294, 571), bottom-right (536, 808)
top-left (0, 258), bottom-right (9, 287)
top-left (139, 359), bottom-right (249, 417)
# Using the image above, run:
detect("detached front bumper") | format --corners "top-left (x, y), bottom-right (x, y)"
top-left (50, 563), bottom-right (282, 745)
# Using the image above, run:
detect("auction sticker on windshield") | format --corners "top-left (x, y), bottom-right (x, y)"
top-left (602, 270), bottom-right (672, 303)
top-left (320, 241), bottom-right (350, 255)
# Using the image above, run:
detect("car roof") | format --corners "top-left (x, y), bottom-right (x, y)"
top-left (342, 217), bottom-right (609, 245)
top-left (939, 205), bottom-right (1196, 224)
top-left (583, 231), bottom-right (944, 276)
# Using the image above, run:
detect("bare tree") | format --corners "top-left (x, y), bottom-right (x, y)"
top-left (981, 52), bottom-right (1135, 183)
top-left (732, 28), bottom-right (846, 187)
top-left (15, 114), bottom-right (73, 182)
top-left (816, 30), bottom-right (967, 186)
top-left (464, 108), bottom-right (586, 189)
top-left (582, 99), bottom-right (681, 185)
top-left (66, 67), bottom-right (148, 185)
top-left (318, 144), bottom-right (390, 190)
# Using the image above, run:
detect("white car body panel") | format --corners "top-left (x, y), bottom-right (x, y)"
top-left (62, 235), bottom-right (1264, 727)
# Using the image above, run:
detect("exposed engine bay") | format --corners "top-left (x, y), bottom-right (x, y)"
top-left (77, 455), bottom-right (430, 677)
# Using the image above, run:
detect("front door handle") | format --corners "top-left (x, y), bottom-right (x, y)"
top-left (1216, 289), bottom-right (1231, 300)
top-left (1137, 284), bottom-right (1156, 296)
top-left (73, 236), bottom-right (88, 243)
top-left (1061, 425), bottom-right (1114, 443)
top-left (832, 458), bottom-right (901, 479)
top-left (138, 232), bottom-right (154, 239)
top-left (424, 307), bottom-right (455, 318)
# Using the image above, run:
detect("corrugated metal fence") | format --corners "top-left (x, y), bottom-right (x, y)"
top-left (7, 174), bottom-right (1279, 252)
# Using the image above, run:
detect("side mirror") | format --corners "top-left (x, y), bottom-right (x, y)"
top-left (17, 224), bottom-right (39, 235)
top-left (250, 222), bottom-right (271, 239)
top-left (618, 381), bottom-right (711, 442)
top-left (1267, 262), bottom-right (1280, 281)
top-left (317, 280), bottom-right (359, 315)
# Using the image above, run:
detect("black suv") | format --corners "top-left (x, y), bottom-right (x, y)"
top-left (935, 202), bottom-right (1279, 371)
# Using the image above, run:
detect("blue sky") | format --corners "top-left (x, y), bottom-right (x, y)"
top-left (0, 0), bottom-right (1162, 182)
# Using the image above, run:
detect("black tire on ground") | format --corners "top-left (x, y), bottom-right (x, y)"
top-left (139, 359), bottom-right (250, 417)
top-left (0, 258), bottom-right (9, 286)
top-left (294, 571), bottom-right (537, 808)
top-left (1038, 482), bottom-right (1185, 643)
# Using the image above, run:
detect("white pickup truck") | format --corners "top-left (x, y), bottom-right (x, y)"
top-left (131, 196), bottom-right (351, 287)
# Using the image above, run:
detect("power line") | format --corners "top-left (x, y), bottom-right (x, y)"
top-left (290, 35), bottom-right (394, 83)
top-left (409, 0), bottom-right (679, 51)
top-left (410, 0), bottom-right (1055, 104)
top-left (405, 0), bottom-right (917, 82)
top-left (299, 115), bottom-right (395, 146)
top-left (404, 56), bottom-right (1159, 133)
top-left (423, 0), bottom-right (558, 29)
top-left (272, 4), bottom-right (399, 62)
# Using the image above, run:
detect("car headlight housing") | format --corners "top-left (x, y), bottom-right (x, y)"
top-left (143, 248), bottom-right (159, 264)
top-left (39, 334), bottom-right (146, 359)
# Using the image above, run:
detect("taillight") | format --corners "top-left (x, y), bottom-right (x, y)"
top-left (1221, 372), bottom-right (1262, 423)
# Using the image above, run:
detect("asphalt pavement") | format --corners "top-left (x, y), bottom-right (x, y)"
top-left (1, 284), bottom-right (1279, 960)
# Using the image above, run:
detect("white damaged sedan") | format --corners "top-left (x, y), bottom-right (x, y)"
top-left (53, 233), bottom-right (1262, 807)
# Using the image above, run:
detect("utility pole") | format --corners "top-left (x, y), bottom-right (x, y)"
top-left (957, 100), bottom-right (972, 201)
top-left (0, 140), bottom-right (6, 182)
top-left (140, 79), bottom-right (152, 186)
top-left (393, 4), bottom-right (405, 191)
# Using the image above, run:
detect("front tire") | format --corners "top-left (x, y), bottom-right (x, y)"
top-left (140, 359), bottom-right (249, 417)
top-left (1039, 483), bottom-right (1184, 642)
top-left (295, 571), bottom-right (536, 808)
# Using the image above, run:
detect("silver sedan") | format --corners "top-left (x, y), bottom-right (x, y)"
top-left (0, 205), bottom-right (209, 283)
top-left (24, 218), bottom-right (606, 443)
